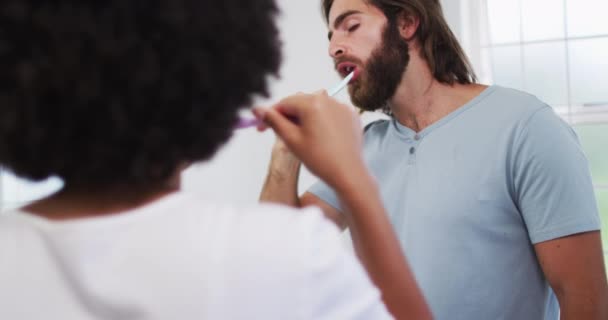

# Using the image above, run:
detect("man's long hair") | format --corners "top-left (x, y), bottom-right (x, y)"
top-left (323, 0), bottom-right (476, 85)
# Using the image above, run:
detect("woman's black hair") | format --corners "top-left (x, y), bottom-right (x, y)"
top-left (0, 0), bottom-right (281, 187)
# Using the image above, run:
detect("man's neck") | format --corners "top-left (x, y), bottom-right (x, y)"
top-left (388, 54), bottom-right (486, 132)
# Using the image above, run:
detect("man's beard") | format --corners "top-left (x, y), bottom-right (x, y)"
top-left (349, 22), bottom-right (409, 113)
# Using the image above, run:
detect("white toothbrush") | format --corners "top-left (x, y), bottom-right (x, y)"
top-left (236, 71), bottom-right (355, 129)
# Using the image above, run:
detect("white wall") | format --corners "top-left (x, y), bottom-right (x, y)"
top-left (443, 0), bottom-right (463, 36)
top-left (0, 0), bottom-right (463, 210)
top-left (182, 0), bottom-right (337, 204)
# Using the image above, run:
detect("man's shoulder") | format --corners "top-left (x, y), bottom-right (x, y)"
top-left (480, 85), bottom-right (550, 116)
top-left (361, 118), bottom-right (393, 146)
top-left (456, 85), bottom-right (560, 138)
top-left (363, 118), bottom-right (391, 133)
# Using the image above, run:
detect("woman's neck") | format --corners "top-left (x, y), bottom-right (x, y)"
top-left (22, 178), bottom-right (181, 221)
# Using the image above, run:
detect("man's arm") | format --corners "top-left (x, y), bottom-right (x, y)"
top-left (534, 231), bottom-right (608, 320)
top-left (509, 107), bottom-right (607, 318)
top-left (259, 140), bottom-right (348, 229)
top-left (259, 139), bottom-right (301, 206)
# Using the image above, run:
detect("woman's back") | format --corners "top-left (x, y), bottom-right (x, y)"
top-left (0, 193), bottom-right (391, 319)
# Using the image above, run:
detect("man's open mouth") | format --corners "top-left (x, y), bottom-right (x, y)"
top-left (337, 62), bottom-right (361, 81)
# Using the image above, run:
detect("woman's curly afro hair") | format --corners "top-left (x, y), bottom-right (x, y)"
top-left (0, 0), bottom-right (281, 187)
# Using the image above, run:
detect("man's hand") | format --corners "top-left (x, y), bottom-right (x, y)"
top-left (258, 136), bottom-right (302, 205)
top-left (253, 91), bottom-right (364, 190)
top-left (269, 137), bottom-right (300, 171)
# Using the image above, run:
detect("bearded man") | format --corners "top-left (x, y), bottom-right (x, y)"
top-left (260, 0), bottom-right (608, 319)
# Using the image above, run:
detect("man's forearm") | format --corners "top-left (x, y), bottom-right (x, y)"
top-left (259, 152), bottom-right (302, 206)
top-left (558, 292), bottom-right (608, 320)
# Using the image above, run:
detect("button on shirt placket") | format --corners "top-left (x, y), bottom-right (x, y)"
top-left (408, 134), bottom-right (421, 165)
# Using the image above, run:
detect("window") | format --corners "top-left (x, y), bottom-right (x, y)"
top-left (482, 0), bottom-right (608, 272)
top-left (484, 0), bottom-right (608, 120)
top-left (575, 124), bottom-right (608, 274)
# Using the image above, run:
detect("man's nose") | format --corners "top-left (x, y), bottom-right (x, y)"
top-left (329, 41), bottom-right (346, 59)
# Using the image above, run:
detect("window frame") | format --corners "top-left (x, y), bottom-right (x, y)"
top-left (481, 0), bottom-right (608, 125)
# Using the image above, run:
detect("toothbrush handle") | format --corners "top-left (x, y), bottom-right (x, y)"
top-left (236, 113), bottom-right (299, 129)
top-left (237, 71), bottom-right (354, 129)
top-left (235, 118), bottom-right (262, 129)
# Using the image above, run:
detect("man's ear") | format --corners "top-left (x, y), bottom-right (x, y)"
top-left (397, 11), bottom-right (420, 41)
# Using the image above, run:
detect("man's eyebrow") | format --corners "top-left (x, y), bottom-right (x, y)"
top-left (327, 10), bottom-right (362, 40)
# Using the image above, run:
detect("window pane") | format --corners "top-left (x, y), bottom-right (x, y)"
top-left (522, 0), bottom-right (565, 41)
top-left (568, 38), bottom-right (608, 105)
top-left (574, 124), bottom-right (608, 185)
top-left (522, 42), bottom-right (568, 106)
top-left (567, 0), bottom-right (608, 37)
top-left (478, 48), bottom-right (494, 84)
top-left (486, 0), bottom-right (521, 44)
top-left (490, 46), bottom-right (524, 90)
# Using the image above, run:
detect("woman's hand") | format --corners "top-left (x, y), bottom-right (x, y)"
top-left (253, 91), bottom-right (365, 189)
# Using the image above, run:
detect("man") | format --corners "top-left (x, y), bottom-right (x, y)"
top-left (0, 0), bottom-right (432, 319)
top-left (260, 0), bottom-right (608, 319)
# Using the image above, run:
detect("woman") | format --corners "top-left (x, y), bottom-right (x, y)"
top-left (0, 1), bottom-right (431, 319)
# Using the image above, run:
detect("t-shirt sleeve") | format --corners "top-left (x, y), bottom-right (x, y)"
top-left (512, 106), bottom-right (601, 244)
top-left (297, 208), bottom-right (393, 320)
top-left (307, 181), bottom-right (343, 213)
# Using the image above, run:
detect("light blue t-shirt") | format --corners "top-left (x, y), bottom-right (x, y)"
top-left (308, 86), bottom-right (601, 320)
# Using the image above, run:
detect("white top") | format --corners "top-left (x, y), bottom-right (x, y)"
top-left (0, 193), bottom-right (392, 319)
